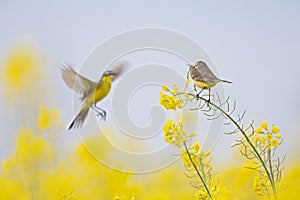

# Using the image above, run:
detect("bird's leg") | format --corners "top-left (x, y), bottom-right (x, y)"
top-left (92, 105), bottom-right (106, 121)
top-left (94, 104), bottom-right (106, 115)
top-left (193, 85), bottom-right (200, 103)
top-left (91, 105), bottom-right (101, 116)
top-left (196, 88), bottom-right (204, 98)
top-left (95, 104), bottom-right (106, 121)
top-left (207, 89), bottom-right (211, 106)
top-left (194, 84), bottom-right (197, 94)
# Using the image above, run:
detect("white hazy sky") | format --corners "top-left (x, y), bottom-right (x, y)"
top-left (0, 1), bottom-right (300, 167)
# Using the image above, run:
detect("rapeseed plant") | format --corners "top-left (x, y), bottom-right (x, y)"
top-left (159, 80), bottom-right (286, 199)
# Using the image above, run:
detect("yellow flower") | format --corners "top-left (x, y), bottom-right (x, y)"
top-left (180, 143), bottom-right (208, 169)
top-left (191, 141), bottom-right (200, 153)
top-left (162, 119), bottom-right (187, 147)
top-left (113, 195), bottom-right (135, 200)
top-left (189, 132), bottom-right (196, 137)
top-left (260, 121), bottom-right (268, 130)
top-left (172, 84), bottom-right (179, 93)
top-left (194, 185), bottom-right (219, 199)
top-left (162, 85), bottom-right (169, 92)
top-left (255, 127), bottom-right (265, 134)
top-left (276, 134), bottom-right (282, 139)
top-left (272, 125), bottom-right (280, 133)
top-left (177, 98), bottom-right (184, 108)
top-left (3, 129), bottom-right (53, 172)
top-left (184, 92), bottom-right (189, 98)
top-left (180, 129), bottom-right (187, 136)
top-left (194, 187), bottom-right (210, 200)
top-left (3, 47), bottom-right (38, 90)
top-left (163, 120), bottom-right (174, 133)
top-left (38, 107), bottom-right (62, 130)
top-left (57, 191), bottom-right (76, 200)
top-left (178, 119), bottom-right (183, 128)
top-left (180, 148), bottom-right (191, 167)
top-left (172, 126), bottom-right (179, 134)
top-left (271, 139), bottom-right (279, 148)
top-left (265, 133), bottom-right (273, 141)
top-left (185, 79), bottom-right (190, 86)
top-left (253, 175), bottom-right (264, 192)
top-left (266, 142), bottom-right (271, 149)
top-left (181, 147), bottom-right (198, 167)
top-left (2, 46), bottom-right (44, 100)
top-left (159, 93), bottom-right (183, 110)
top-left (164, 132), bottom-right (173, 143)
top-left (173, 135), bottom-right (186, 147)
top-left (256, 136), bottom-right (265, 144)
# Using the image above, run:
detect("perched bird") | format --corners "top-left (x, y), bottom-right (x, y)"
top-left (187, 61), bottom-right (232, 102)
top-left (61, 63), bottom-right (124, 130)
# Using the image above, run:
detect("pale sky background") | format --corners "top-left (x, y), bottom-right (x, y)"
top-left (0, 1), bottom-right (300, 170)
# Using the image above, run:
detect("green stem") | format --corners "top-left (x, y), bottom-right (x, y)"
top-left (188, 94), bottom-right (277, 196)
top-left (268, 148), bottom-right (277, 197)
top-left (183, 142), bottom-right (212, 198)
top-left (200, 158), bottom-right (207, 183)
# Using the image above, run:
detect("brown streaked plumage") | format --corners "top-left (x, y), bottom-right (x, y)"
top-left (188, 61), bottom-right (232, 89)
top-left (187, 61), bottom-right (232, 103)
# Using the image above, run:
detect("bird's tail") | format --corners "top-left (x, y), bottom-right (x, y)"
top-left (220, 79), bottom-right (232, 84)
top-left (68, 107), bottom-right (90, 130)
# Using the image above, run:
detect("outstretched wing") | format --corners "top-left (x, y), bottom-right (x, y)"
top-left (61, 63), bottom-right (97, 100)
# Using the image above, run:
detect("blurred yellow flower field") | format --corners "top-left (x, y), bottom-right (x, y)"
top-left (1, 46), bottom-right (300, 200)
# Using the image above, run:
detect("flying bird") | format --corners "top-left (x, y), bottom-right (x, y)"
top-left (61, 63), bottom-right (124, 129)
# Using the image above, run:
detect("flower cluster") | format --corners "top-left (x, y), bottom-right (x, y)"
top-left (180, 142), bottom-right (212, 178)
top-left (163, 119), bottom-right (186, 147)
top-left (255, 121), bottom-right (282, 149)
top-left (163, 119), bottom-right (197, 148)
top-left (194, 186), bottom-right (219, 200)
top-left (180, 141), bottom-right (201, 168)
top-left (113, 195), bottom-right (135, 200)
top-left (159, 84), bottom-right (184, 110)
top-left (38, 107), bottom-right (62, 131)
top-left (3, 47), bottom-right (40, 91)
top-left (2, 46), bottom-right (44, 101)
top-left (160, 93), bottom-right (183, 110)
top-left (252, 174), bottom-right (269, 195)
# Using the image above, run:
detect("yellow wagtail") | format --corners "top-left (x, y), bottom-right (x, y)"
top-left (61, 63), bottom-right (124, 130)
top-left (187, 61), bottom-right (232, 102)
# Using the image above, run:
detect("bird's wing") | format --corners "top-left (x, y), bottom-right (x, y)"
top-left (196, 61), bottom-right (232, 83)
top-left (190, 67), bottom-right (215, 83)
top-left (61, 63), bottom-right (97, 99)
top-left (192, 72), bottom-right (219, 83)
top-left (197, 61), bottom-right (218, 78)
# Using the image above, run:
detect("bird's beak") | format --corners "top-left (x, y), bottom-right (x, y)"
top-left (110, 63), bottom-right (126, 81)
top-left (187, 63), bottom-right (193, 67)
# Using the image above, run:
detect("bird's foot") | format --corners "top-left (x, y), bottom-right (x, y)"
top-left (206, 98), bottom-right (211, 107)
top-left (96, 110), bottom-right (106, 121)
